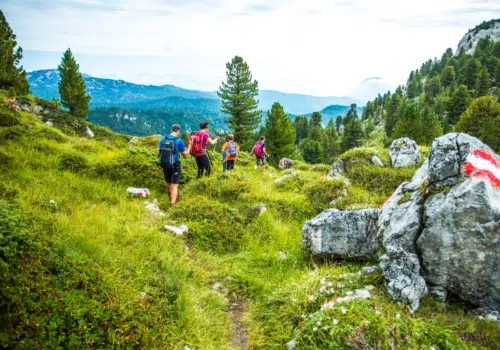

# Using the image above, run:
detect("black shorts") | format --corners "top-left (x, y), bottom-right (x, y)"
top-left (226, 160), bottom-right (235, 170)
top-left (162, 162), bottom-right (181, 184)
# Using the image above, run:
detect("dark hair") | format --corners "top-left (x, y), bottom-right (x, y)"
top-left (171, 124), bottom-right (181, 132)
top-left (200, 122), bottom-right (209, 129)
top-left (259, 136), bottom-right (265, 141)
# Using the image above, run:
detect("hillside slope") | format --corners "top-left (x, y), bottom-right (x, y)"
top-left (1, 95), bottom-right (499, 349)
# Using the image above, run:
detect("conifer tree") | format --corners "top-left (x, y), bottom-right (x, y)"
top-left (475, 66), bottom-right (490, 97)
top-left (218, 56), bottom-right (260, 144)
top-left (58, 48), bottom-right (91, 119)
top-left (0, 10), bottom-right (29, 95)
top-left (407, 78), bottom-right (421, 98)
top-left (447, 85), bottom-right (472, 127)
top-left (425, 76), bottom-right (442, 103)
top-left (455, 96), bottom-right (500, 151)
top-left (341, 119), bottom-right (363, 152)
top-left (322, 125), bottom-right (340, 164)
top-left (462, 58), bottom-right (482, 90)
top-left (421, 107), bottom-right (443, 144)
top-left (264, 102), bottom-right (296, 165)
top-left (335, 116), bottom-right (343, 132)
top-left (441, 66), bottom-right (456, 88)
top-left (393, 103), bottom-right (423, 143)
top-left (344, 104), bottom-right (358, 125)
top-left (496, 63), bottom-right (500, 87)
top-left (385, 93), bottom-right (403, 137)
top-left (308, 126), bottom-right (323, 141)
top-left (294, 116), bottom-right (309, 144)
top-left (310, 112), bottom-right (322, 128)
top-left (327, 117), bottom-right (336, 129)
top-left (301, 139), bottom-right (323, 164)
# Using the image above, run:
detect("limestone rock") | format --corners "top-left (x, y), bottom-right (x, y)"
top-left (45, 120), bottom-right (54, 127)
top-left (302, 209), bottom-right (379, 260)
top-left (456, 21), bottom-right (500, 55)
top-left (163, 224), bottom-right (188, 236)
top-left (84, 126), bottom-right (94, 138)
top-left (274, 170), bottom-right (297, 184)
top-left (321, 288), bottom-right (371, 311)
top-left (371, 156), bottom-right (384, 167)
top-left (327, 160), bottom-right (345, 179)
top-left (360, 266), bottom-right (380, 275)
top-left (380, 246), bottom-right (428, 311)
top-left (278, 158), bottom-right (294, 169)
top-left (390, 138), bottom-right (420, 168)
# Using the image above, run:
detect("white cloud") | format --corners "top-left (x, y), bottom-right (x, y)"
top-left (3, 0), bottom-right (500, 97)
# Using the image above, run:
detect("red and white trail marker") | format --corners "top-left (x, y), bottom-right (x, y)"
top-left (463, 149), bottom-right (500, 188)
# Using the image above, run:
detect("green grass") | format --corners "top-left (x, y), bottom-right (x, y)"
top-left (1, 98), bottom-right (499, 349)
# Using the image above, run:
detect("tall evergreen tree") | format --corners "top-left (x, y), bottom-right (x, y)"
top-left (322, 125), bottom-right (340, 164)
top-left (421, 106), bottom-right (443, 144)
top-left (496, 63), bottom-right (500, 87)
top-left (344, 104), bottom-right (358, 125)
top-left (441, 66), bottom-right (456, 88)
top-left (308, 126), bottom-right (323, 142)
top-left (335, 116), bottom-right (343, 132)
top-left (455, 96), bottom-right (500, 151)
top-left (58, 49), bottom-right (91, 119)
top-left (425, 76), bottom-right (442, 103)
top-left (294, 116), bottom-right (309, 144)
top-left (462, 58), bottom-right (482, 90)
top-left (447, 85), bottom-right (472, 127)
top-left (218, 56), bottom-right (260, 144)
top-left (385, 93), bottom-right (403, 137)
top-left (310, 112), bottom-right (323, 128)
top-left (475, 66), bottom-right (490, 97)
top-left (264, 102), bottom-right (296, 165)
top-left (341, 119), bottom-right (363, 152)
top-left (301, 139), bottom-right (323, 164)
top-left (407, 78), bottom-right (421, 98)
top-left (393, 103), bottom-right (423, 143)
top-left (0, 10), bottom-right (29, 95)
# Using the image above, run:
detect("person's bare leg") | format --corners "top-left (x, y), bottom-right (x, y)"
top-left (170, 184), bottom-right (179, 204)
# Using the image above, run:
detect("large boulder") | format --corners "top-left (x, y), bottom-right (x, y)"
top-left (390, 138), bottom-right (420, 168)
top-left (379, 133), bottom-right (500, 311)
top-left (302, 209), bottom-right (380, 260)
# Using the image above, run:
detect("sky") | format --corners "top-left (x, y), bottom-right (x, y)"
top-left (3, 0), bottom-right (500, 98)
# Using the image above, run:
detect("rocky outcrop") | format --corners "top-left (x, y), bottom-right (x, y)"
top-left (278, 158), bottom-right (294, 169)
top-left (327, 160), bottom-right (345, 179)
top-left (302, 209), bottom-right (379, 260)
top-left (456, 20), bottom-right (500, 55)
top-left (379, 133), bottom-right (500, 311)
top-left (389, 138), bottom-right (420, 168)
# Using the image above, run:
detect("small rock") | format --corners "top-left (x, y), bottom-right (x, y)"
top-left (277, 251), bottom-right (287, 260)
top-left (144, 201), bottom-right (163, 216)
top-left (259, 204), bottom-right (267, 215)
top-left (278, 158), bottom-right (294, 169)
top-left (286, 338), bottom-right (296, 350)
top-left (45, 120), bottom-right (54, 127)
top-left (327, 160), bottom-right (345, 179)
top-left (274, 170), bottom-right (297, 184)
top-left (34, 105), bottom-right (44, 114)
top-left (321, 289), bottom-right (371, 311)
top-left (19, 103), bottom-right (31, 112)
top-left (360, 266), bottom-right (380, 275)
top-left (84, 126), bottom-right (94, 138)
top-left (140, 292), bottom-right (147, 299)
top-left (129, 137), bottom-right (139, 145)
top-left (429, 286), bottom-right (448, 302)
top-left (212, 282), bottom-right (229, 295)
top-left (163, 224), bottom-right (188, 236)
top-left (371, 156), bottom-right (384, 167)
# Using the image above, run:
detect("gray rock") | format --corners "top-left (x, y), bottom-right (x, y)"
top-left (259, 204), bottom-right (267, 215)
top-left (19, 103), bottom-right (31, 112)
top-left (404, 159), bottom-right (429, 192)
top-left (380, 246), bottom-right (428, 311)
top-left (390, 138), bottom-right (420, 168)
top-left (456, 21), bottom-right (500, 55)
top-left (469, 307), bottom-right (500, 322)
top-left (286, 338), bottom-right (297, 350)
top-left (429, 286), bottom-right (448, 302)
top-left (274, 170), bottom-right (297, 184)
top-left (302, 209), bottom-right (380, 260)
top-left (327, 160), bottom-right (345, 179)
top-left (212, 282), bottom-right (229, 295)
top-left (360, 266), bottom-right (380, 275)
top-left (84, 126), bottom-right (94, 138)
top-left (34, 105), bottom-right (44, 114)
top-left (45, 120), bottom-right (54, 127)
top-left (163, 224), bottom-right (188, 236)
top-left (371, 155), bottom-right (384, 167)
top-left (417, 179), bottom-right (500, 310)
top-left (129, 137), bottom-right (139, 145)
top-left (278, 158), bottom-right (294, 169)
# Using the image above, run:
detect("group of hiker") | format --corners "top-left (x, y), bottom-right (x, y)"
top-left (158, 122), bottom-right (268, 204)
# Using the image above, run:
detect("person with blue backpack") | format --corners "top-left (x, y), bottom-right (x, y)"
top-left (157, 124), bottom-right (192, 204)
top-left (221, 134), bottom-right (240, 173)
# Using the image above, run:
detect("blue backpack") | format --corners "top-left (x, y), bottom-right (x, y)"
top-left (227, 141), bottom-right (238, 158)
top-left (159, 136), bottom-right (178, 168)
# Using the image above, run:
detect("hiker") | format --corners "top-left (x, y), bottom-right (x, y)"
top-left (252, 136), bottom-right (268, 169)
top-left (221, 134), bottom-right (240, 173)
top-left (158, 124), bottom-right (192, 204)
top-left (190, 122), bottom-right (219, 178)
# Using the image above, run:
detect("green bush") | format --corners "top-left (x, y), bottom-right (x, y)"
top-left (339, 147), bottom-right (379, 164)
top-left (347, 163), bottom-right (415, 196)
top-left (167, 196), bottom-right (248, 253)
top-left (0, 106), bottom-right (20, 127)
top-left (310, 164), bottom-right (331, 173)
top-left (0, 149), bottom-right (13, 168)
top-left (188, 174), bottom-right (251, 201)
top-left (304, 178), bottom-right (348, 212)
top-left (58, 153), bottom-right (89, 173)
top-left (0, 125), bottom-right (25, 143)
top-left (35, 126), bottom-right (69, 143)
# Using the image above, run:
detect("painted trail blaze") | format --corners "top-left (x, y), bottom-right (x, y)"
top-left (463, 149), bottom-right (500, 188)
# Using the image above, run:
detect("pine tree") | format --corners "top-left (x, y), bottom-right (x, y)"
top-left (475, 66), bottom-right (490, 97)
top-left (447, 85), bottom-right (472, 127)
top-left (462, 58), bottom-right (482, 90)
top-left (407, 78), bottom-right (421, 98)
top-left (218, 56), bottom-right (260, 144)
top-left (421, 106), bottom-right (443, 144)
top-left (58, 49), bottom-right (91, 119)
top-left (344, 104), bottom-right (358, 125)
top-left (341, 119), bottom-right (363, 152)
top-left (294, 115), bottom-right (308, 144)
top-left (335, 116), bottom-right (343, 132)
top-left (393, 103), bottom-right (423, 143)
top-left (441, 66), bottom-right (456, 88)
top-left (308, 126), bottom-right (323, 141)
top-left (327, 117), bottom-right (336, 129)
top-left (310, 112), bottom-right (322, 128)
top-left (496, 63), bottom-right (500, 87)
top-left (0, 10), bottom-right (29, 95)
top-left (385, 93), bottom-right (403, 137)
top-left (455, 96), bottom-right (500, 151)
top-left (301, 139), bottom-right (323, 164)
top-left (363, 117), bottom-right (375, 137)
top-left (322, 125), bottom-right (340, 164)
top-left (425, 76), bottom-right (442, 103)
top-left (264, 102), bottom-right (296, 165)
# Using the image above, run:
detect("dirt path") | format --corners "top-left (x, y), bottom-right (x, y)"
top-left (228, 295), bottom-right (249, 350)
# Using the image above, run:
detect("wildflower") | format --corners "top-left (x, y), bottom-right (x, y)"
top-left (332, 319), bottom-right (339, 325)
top-left (341, 307), bottom-right (347, 314)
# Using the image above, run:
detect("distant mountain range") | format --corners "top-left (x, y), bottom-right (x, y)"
top-left (27, 69), bottom-right (362, 135)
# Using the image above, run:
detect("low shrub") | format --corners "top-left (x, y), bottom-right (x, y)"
top-left (58, 153), bottom-right (89, 173)
top-left (0, 149), bottom-right (13, 168)
top-left (0, 125), bottom-right (26, 142)
top-left (310, 164), bottom-right (331, 173)
top-left (0, 105), bottom-right (20, 127)
top-left (347, 163), bottom-right (415, 196)
top-left (339, 147), bottom-right (379, 164)
top-left (188, 173), bottom-right (251, 201)
top-left (35, 126), bottom-right (69, 143)
top-left (304, 178), bottom-right (348, 212)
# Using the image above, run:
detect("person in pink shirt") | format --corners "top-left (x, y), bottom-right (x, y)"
top-left (190, 122), bottom-right (219, 178)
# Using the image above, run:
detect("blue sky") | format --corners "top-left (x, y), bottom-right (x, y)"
top-left (4, 0), bottom-right (500, 97)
